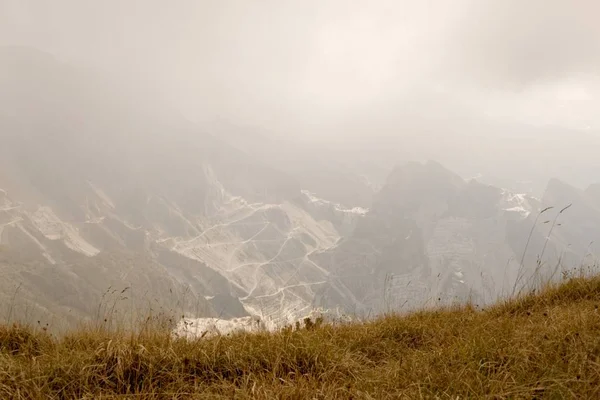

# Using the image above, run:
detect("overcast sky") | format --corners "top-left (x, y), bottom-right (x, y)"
top-left (1, 0), bottom-right (599, 138)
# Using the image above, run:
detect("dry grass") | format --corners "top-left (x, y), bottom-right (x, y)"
top-left (2, 277), bottom-right (600, 399)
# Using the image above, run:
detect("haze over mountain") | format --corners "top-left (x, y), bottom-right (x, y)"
top-left (1, 1), bottom-right (599, 331)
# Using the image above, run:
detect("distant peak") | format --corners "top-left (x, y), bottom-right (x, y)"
top-left (386, 160), bottom-right (465, 187)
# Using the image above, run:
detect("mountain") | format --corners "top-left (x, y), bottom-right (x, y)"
top-left (1, 47), bottom-right (599, 332)
top-left (307, 161), bottom-right (540, 315)
top-left (0, 47), bottom-right (311, 327)
top-left (0, 47), bottom-right (375, 329)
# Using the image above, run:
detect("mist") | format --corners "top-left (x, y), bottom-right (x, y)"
top-left (2, 0), bottom-right (600, 341)
top-left (2, 0), bottom-right (599, 136)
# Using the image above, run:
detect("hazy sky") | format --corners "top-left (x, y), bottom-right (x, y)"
top-left (2, 0), bottom-right (599, 137)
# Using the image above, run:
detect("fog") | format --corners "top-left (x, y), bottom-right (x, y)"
top-left (2, 0), bottom-right (600, 333)
top-left (2, 0), bottom-right (600, 197)
top-left (2, 0), bottom-right (599, 135)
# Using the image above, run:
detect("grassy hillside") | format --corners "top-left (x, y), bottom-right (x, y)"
top-left (2, 276), bottom-right (600, 399)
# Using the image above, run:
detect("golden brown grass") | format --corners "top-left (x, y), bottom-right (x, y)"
top-left (3, 276), bottom-right (600, 399)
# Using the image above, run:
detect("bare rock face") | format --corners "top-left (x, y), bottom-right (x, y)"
top-left (174, 316), bottom-right (265, 339)
top-left (307, 160), bottom-right (545, 316)
top-left (173, 307), bottom-right (353, 339)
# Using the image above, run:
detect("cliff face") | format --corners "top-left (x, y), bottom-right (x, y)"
top-left (309, 160), bottom-right (542, 315)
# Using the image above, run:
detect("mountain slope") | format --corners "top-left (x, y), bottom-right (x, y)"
top-left (309, 161), bottom-right (550, 315)
top-left (0, 47), bottom-right (371, 329)
top-left (0, 47), bottom-right (314, 326)
top-left (2, 47), bottom-right (599, 331)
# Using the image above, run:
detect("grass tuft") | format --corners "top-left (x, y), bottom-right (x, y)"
top-left (0, 324), bottom-right (49, 356)
top-left (2, 276), bottom-right (600, 398)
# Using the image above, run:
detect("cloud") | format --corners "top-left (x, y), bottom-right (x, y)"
top-left (1, 0), bottom-right (599, 132)
top-left (443, 0), bottom-right (600, 88)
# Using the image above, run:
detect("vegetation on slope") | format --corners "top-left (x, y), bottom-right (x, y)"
top-left (2, 275), bottom-right (600, 399)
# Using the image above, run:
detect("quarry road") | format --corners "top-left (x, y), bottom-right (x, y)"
top-left (0, 217), bottom-right (23, 228)
top-left (252, 281), bottom-right (328, 299)
top-left (176, 204), bottom-right (275, 249)
top-left (227, 221), bottom-right (271, 269)
top-left (0, 205), bottom-right (21, 212)
top-left (239, 228), bottom-right (300, 299)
